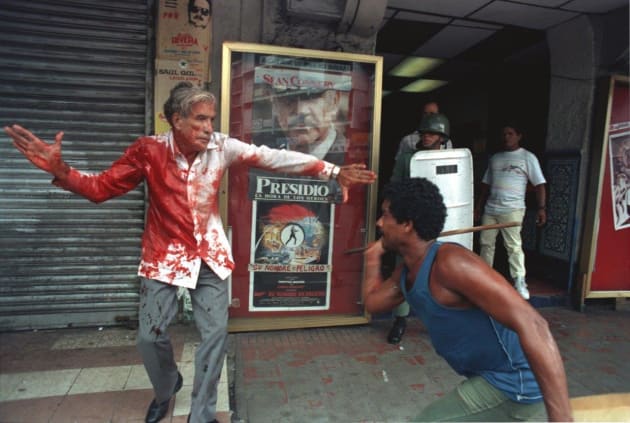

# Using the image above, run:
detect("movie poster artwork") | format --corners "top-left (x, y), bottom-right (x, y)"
top-left (248, 175), bottom-right (334, 311)
top-left (156, 0), bottom-right (212, 80)
top-left (249, 55), bottom-right (354, 167)
top-left (155, 0), bottom-right (212, 134)
top-left (609, 130), bottom-right (630, 230)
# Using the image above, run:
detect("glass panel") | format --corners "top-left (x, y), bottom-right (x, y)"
top-left (224, 45), bottom-right (381, 318)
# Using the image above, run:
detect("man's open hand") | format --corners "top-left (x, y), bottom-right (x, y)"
top-left (4, 124), bottom-right (69, 178)
top-left (336, 163), bottom-right (377, 202)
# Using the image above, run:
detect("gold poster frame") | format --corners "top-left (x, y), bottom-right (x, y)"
top-left (578, 75), bottom-right (630, 303)
top-left (219, 42), bottom-right (383, 331)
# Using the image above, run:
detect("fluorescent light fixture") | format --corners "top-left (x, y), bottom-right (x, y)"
top-left (400, 79), bottom-right (448, 93)
top-left (389, 57), bottom-right (443, 77)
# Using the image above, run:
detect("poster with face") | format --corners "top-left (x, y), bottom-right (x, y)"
top-left (155, 0), bottom-right (212, 135)
top-left (156, 0), bottom-right (212, 81)
top-left (609, 131), bottom-right (630, 230)
top-left (245, 56), bottom-right (361, 163)
top-left (224, 44), bottom-right (381, 319)
top-left (242, 58), bottom-right (364, 311)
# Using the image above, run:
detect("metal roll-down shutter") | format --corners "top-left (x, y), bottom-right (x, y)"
top-left (0, 0), bottom-right (153, 330)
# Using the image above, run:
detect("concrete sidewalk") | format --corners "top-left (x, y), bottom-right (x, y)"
top-left (1, 304), bottom-right (629, 422)
top-left (228, 305), bottom-right (630, 422)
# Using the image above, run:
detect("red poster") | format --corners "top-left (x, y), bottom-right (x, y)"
top-left (590, 78), bottom-right (630, 292)
top-left (248, 176), bottom-right (334, 311)
top-left (223, 45), bottom-right (380, 320)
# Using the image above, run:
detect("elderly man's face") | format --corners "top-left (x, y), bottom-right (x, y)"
top-left (172, 101), bottom-right (215, 159)
top-left (272, 90), bottom-right (339, 152)
top-left (189, 0), bottom-right (211, 28)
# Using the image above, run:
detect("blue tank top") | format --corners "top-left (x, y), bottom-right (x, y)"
top-left (400, 241), bottom-right (542, 403)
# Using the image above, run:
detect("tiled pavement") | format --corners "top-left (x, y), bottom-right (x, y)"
top-left (1, 302), bottom-right (630, 422)
top-left (0, 325), bottom-right (230, 423)
top-left (230, 304), bottom-right (630, 422)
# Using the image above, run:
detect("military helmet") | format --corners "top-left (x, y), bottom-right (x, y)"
top-left (418, 113), bottom-right (450, 140)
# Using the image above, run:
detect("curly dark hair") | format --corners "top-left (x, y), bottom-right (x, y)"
top-left (382, 178), bottom-right (446, 241)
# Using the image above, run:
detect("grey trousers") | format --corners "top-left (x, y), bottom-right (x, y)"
top-left (137, 264), bottom-right (228, 423)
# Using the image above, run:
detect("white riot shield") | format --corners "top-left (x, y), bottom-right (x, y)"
top-left (409, 148), bottom-right (474, 250)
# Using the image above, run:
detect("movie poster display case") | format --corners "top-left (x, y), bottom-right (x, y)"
top-left (578, 75), bottom-right (630, 305)
top-left (220, 42), bottom-right (383, 331)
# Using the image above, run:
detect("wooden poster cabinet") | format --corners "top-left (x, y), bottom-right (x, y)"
top-left (219, 42), bottom-right (383, 331)
top-left (578, 75), bottom-right (630, 306)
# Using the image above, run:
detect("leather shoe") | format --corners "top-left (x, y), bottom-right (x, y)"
top-left (145, 372), bottom-right (183, 423)
top-left (387, 317), bottom-right (406, 344)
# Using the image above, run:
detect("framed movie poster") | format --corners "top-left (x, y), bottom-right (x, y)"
top-left (608, 131), bottom-right (630, 230)
top-left (579, 75), bottom-right (630, 303)
top-left (220, 42), bottom-right (382, 330)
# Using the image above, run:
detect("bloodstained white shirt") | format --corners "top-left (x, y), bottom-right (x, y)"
top-left (54, 131), bottom-right (336, 288)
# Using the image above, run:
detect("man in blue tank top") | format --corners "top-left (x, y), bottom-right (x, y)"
top-left (362, 178), bottom-right (572, 421)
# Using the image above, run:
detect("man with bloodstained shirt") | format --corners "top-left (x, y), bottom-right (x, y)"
top-left (4, 82), bottom-right (377, 423)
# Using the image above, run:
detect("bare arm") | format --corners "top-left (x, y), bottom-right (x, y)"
top-left (435, 246), bottom-right (573, 421)
top-left (227, 138), bottom-right (376, 203)
top-left (535, 183), bottom-right (547, 227)
top-left (5, 124), bottom-right (70, 180)
top-left (515, 309), bottom-right (572, 421)
top-left (361, 240), bottom-right (405, 314)
top-left (5, 124), bottom-right (144, 203)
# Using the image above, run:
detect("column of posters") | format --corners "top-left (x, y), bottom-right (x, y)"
top-left (245, 57), bottom-right (356, 311)
top-left (223, 43), bottom-right (381, 320)
top-left (609, 129), bottom-right (630, 230)
top-left (154, 0), bottom-right (212, 134)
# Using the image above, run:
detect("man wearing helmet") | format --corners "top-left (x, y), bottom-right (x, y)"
top-left (386, 112), bottom-right (452, 343)
top-left (395, 101), bottom-right (453, 161)
top-left (391, 113), bottom-right (452, 180)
